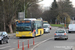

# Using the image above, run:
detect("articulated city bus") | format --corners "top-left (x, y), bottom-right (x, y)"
top-left (16, 18), bottom-right (44, 37)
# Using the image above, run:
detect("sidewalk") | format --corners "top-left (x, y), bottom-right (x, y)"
top-left (8, 33), bottom-right (15, 37)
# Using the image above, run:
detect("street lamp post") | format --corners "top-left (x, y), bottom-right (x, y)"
top-left (1, 0), bottom-right (6, 31)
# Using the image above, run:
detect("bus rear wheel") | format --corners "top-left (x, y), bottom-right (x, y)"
top-left (40, 31), bottom-right (42, 36)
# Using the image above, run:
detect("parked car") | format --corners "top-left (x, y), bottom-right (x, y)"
top-left (0, 31), bottom-right (9, 44)
top-left (43, 21), bottom-right (52, 30)
top-left (68, 24), bottom-right (75, 33)
top-left (54, 29), bottom-right (68, 40)
top-left (43, 24), bottom-right (50, 33)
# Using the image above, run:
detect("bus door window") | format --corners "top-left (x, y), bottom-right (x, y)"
top-left (31, 21), bottom-right (34, 32)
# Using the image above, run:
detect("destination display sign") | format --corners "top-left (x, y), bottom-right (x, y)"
top-left (17, 20), bottom-right (31, 23)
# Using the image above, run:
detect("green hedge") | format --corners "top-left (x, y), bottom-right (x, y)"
top-left (50, 24), bottom-right (69, 27)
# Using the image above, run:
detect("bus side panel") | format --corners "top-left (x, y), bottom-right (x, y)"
top-left (36, 29), bottom-right (40, 36)
top-left (36, 28), bottom-right (44, 36)
top-left (40, 28), bottom-right (44, 35)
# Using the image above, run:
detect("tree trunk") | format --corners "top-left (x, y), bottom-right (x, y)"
top-left (8, 23), bottom-right (13, 33)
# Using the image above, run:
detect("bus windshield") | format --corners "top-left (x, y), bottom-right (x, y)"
top-left (16, 26), bottom-right (31, 31)
top-left (16, 21), bottom-right (32, 31)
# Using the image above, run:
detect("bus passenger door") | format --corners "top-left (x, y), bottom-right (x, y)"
top-left (35, 24), bottom-right (38, 34)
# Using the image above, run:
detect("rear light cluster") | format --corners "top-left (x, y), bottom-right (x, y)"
top-left (54, 33), bottom-right (66, 35)
top-left (54, 33), bottom-right (56, 35)
top-left (64, 33), bottom-right (66, 35)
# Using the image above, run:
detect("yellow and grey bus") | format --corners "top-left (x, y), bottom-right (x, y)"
top-left (16, 18), bottom-right (44, 37)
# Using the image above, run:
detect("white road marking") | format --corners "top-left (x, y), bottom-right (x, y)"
top-left (0, 46), bottom-right (11, 49)
top-left (31, 37), bottom-right (54, 50)
top-left (54, 46), bottom-right (73, 49)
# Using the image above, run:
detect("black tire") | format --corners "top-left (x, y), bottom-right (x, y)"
top-left (65, 38), bottom-right (68, 40)
top-left (0, 40), bottom-right (3, 44)
top-left (50, 28), bottom-right (51, 30)
top-left (19, 37), bottom-right (22, 39)
top-left (54, 38), bottom-right (57, 40)
top-left (68, 31), bottom-right (71, 33)
top-left (40, 31), bottom-right (42, 36)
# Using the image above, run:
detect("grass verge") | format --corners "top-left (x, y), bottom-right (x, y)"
top-left (50, 24), bottom-right (69, 27)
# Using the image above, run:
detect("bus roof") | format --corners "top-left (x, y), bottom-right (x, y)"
top-left (24, 18), bottom-right (36, 20)
top-left (16, 18), bottom-right (43, 21)
top-left (16, 18), bottom-right (36, 21)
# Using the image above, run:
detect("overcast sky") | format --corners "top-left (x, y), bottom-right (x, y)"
top-left (39, 0), bottom-right (75, 7)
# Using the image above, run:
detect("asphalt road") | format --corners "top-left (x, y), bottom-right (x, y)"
top-left (0, 27), bottom-right (74, 50)
top-left (32, 29), bottom-right (75, 50)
